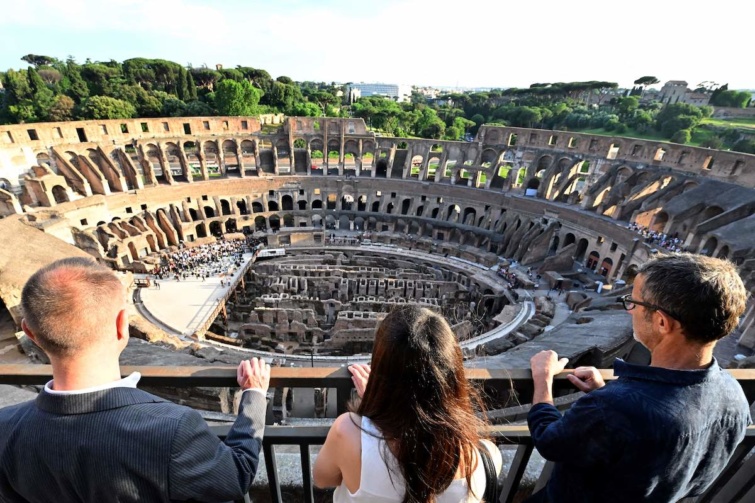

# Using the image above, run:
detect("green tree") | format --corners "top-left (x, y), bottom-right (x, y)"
top-left (48, 95), bottom-right (75, 121)
top-left (186, 71), bottom-right (197, 101)
top-left (190, 68), bottom-right (221, 91)
top-left (291, 101), bottom-right (322, 116)
top-left (215, 79), bottom-right (262, 116)
top-left (78, 96), bottom-right (136, 119)
top-left (176, 67), bottom-right (190, 101)
top-left (63, 62), bottom-right (90, 103)
top-left (670, 129), bottom-right (691, 144)
top-left (414, 107), bottom-right (446, 139)
top-left (27, 68), bottom-right (55, 120)
top-left (616, 96), bottom-right (639, 119)
top-left (21, 54), bottom-right (56, 67)
top-left (185, 99), bottom-right (214, 116)
top-left (162, 98), bottom-right (188, 117)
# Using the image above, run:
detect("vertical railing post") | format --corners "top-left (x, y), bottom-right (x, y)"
top-left (263, 443), bottom-right (282, 503)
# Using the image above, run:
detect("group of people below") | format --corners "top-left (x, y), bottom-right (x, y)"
top-left (627, 222), bottom-right (685, 253)
top-left (153, 238), bottom-right (247, 282)
top-left (0, 252), bottom-right (751, 502)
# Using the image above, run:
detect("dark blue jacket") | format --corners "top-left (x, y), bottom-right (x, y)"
top-left (0, 387), bottom-right (266, 502)
top-left (528, 359), bottom-right (751, 503)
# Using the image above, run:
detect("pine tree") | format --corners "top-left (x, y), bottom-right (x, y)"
top-left (64, 62), bottom-right (90, 104)
top-left (186, 71), bottom-right (197, 101)
top-left (27, 68), bottom-right (55, 120)
top-left (177, 67), bottom-right (190, 101)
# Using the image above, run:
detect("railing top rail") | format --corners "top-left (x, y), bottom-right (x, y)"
top-left (2, 365), bottom-right (754, 400)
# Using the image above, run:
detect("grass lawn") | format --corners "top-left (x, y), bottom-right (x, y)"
top-left (701, 117), bottom-right (755, 130)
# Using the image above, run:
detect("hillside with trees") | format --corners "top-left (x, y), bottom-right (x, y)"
top-left (2, 55), bottom-right (753, 154)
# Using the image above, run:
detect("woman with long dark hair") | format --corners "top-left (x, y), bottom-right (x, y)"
top-left (313, 305), bottom-right (502, 502)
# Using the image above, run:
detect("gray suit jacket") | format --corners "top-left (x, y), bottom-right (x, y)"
top-left (0, 386), bottom-right (267, 502)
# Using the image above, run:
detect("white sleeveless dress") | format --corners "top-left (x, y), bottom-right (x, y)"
top-left (332, 416), bottom-right (501, 503)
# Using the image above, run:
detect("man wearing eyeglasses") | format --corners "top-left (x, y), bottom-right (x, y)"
top-left (526, 253), bottom-right (751, 503)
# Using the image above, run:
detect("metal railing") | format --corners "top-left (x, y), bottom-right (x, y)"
top-left (2, 365), bottom-right (754, 503)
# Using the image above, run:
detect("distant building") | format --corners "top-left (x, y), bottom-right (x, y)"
top-left (348, 83), bottom-right (412, 102)
top-left (658, 80), bottom-right (711, 106)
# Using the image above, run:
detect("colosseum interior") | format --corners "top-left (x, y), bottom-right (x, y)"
top-left (1, 115), bottom-right (754, 416)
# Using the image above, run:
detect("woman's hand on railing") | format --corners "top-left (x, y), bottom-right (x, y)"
top-left (348, 363), bottom-right (371, 398)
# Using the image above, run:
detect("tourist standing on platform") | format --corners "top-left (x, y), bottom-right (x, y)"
top-left (526, 253), bottom-right (751, 503)
top-left (0, 257), bottom-right (270, 502)
top-left (313, 305), bottom-right (502, 502)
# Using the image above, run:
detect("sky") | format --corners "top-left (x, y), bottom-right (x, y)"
top-left (1, 0), bottom-right (752, 91)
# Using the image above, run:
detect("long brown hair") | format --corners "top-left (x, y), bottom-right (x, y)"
top-left (355, 305), bottom-right (487, 503)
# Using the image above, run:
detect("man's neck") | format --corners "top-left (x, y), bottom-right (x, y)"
top-left (49, 354), bottom-right (123, 391)
top-left (650, 338), bottom-right (715, 370)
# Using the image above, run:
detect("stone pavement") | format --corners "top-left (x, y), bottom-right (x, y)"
top-left (138, 252), bottom-right (254, 338)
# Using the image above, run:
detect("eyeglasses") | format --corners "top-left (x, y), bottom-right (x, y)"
top-left (617, 294), bottom-right (681, 321)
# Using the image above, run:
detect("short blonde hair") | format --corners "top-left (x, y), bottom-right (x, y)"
top-left (21, 257), bottom-right (125, 356)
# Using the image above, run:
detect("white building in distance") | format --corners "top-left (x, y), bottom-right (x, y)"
top-left (348, 83), bottom-right (412, 102)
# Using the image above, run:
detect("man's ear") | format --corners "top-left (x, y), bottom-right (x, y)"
top-left (21, 319), bottom-right (37, 343)
top-left (655, 310), bottom-right (676, 335)
top-left (116, 309), bottom-right (129, 341)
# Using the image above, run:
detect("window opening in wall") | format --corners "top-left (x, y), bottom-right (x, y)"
top-left (391, 192), bottom-right (396, 198)
top-left (203, 121), bottom-right (210, 130)
top-left (76, 127), bottom-right (88, 142)
top-left (202, 195), bottom-right (208, 201)
top-left (610, 242), bottom-right (618, 252)
top-left (597, 236), bottom-right (604, 244)
top-left (508, 133), bottom-right (517, 146)
top-left (269, 190), bottom-right (275, 196)
top-left (606, 143), bottom-right (619, 160)
top-left (421, 195), bottom-right (427, 201)
top-left (632, 144), bottom-right (642, 156)
top-left (529, 133), bottom-right (538, 143)
top-left (140, 123), bottom-right (149, 133)
top-left (731, 160), bottom-right (743, 176)
top-left (162, 122), bottom-right (169, 132)
top-left (183, 123), bottom-right (191, 135)
top-left (120, 124), bottom-right (128, 133)
top-left (437, 197), bottom-right (443, 203)
top-left (3, 131), bottom-right (13, 144)
top-left (53, 127), bottom-right (63, 139)
top-left (241, 120), bottom-right (248, 130)
top-left (80, 219), bottom-right (88, 226)
top-left (101, 125), bottom-right (109, 135)
top-left (376, 191), bottom-right (382, 197)
top-left (314, 188), bottom-right (321, 195)
top-left (126, 207), bottom-right (133, 214)
top-left (548, 135), bottom-right (558, 146)
top-left (568, 137), bottom-right (578, 148)
top-left (702, 156), bottom-right (714, 170)
top-left (223, 120), bottom-right (229, 130)
top-left (589, 139), bottom-right (598, 151)
top-left (654, 148), bottom-right (666, 161)
top-left (186, 197), bottom-right (192, 202)
top-left (141, 204), bottom-right (147, 210)
top-left (27, 129), bottom-right (39, 141)
top-left (678, 151), bottom-right (688, 164)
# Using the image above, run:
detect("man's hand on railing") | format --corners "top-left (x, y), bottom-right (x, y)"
top-left (530, 350), bottom-right (569, 405)
top-left (567, 366), bottom-right (606, 393)
top-left (348, 363), bottom-right (370, 398)
top-left (237, 357), bottom-right (271, 392)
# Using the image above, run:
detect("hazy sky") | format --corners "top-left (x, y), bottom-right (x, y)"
top-left (1, 0), bottom-right (751, 90)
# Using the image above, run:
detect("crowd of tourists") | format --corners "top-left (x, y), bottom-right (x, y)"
top-left (628, 222), bottom-right (685, 252)
top-left (152, 238), bottom-right (247, 281)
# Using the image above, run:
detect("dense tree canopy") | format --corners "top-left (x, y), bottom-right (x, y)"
top-left (0, 53), bottom-right (751, 153)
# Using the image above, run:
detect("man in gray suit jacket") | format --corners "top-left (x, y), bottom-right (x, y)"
top-left (0, 257), bottom-right (270, 502)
